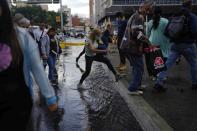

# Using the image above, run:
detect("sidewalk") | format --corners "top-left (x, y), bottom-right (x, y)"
top-left (107, 47), bottom-right (197, 131)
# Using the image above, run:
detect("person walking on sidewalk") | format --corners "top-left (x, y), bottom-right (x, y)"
top-left (116, 12), bottom-right (128, 71)
top-left (13, 13), bottom-right (30, 29)
top-left (101, 24), bottom-right (113, 49)
top-left (121, 1), bottom-right (153, 95)
top-left (146, 6), bottom-right (171, 81)
top-left (47, 27), bottom-right (60, 85)
top-left (79, 29), bottom-right (120, 87)
top-left (154, 0), bottom-right (197, 92)
top-left (0, 0), bottom-right (57, 130)
top-left (40, 26), bottom-right (50, 69)
top-left (76, 26), bottom-right (94, 64)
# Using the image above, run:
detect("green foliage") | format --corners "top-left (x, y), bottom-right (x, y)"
top-left (11, 5), bottom-right (68, 27)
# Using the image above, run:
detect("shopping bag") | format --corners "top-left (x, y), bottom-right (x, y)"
top-left (144, 46), bottom-right (167, 76)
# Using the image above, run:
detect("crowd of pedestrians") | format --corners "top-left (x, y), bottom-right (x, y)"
top-left (0, 0), bottom-right (197, 130)
top-left (76, 0), bottom-right (197, 95)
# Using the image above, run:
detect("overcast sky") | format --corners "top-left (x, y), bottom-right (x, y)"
top-left (48, 0), bottom-right (89, 17)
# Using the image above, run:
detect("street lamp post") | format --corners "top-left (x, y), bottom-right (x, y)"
top-left (60, 0), bottom-right (63, 30)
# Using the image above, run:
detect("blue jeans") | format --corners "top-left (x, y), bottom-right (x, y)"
top-left (47, 55), bottom-right (56, 81)
top-left (127, 55), bottom-right (144, 91)
top-left (157, 43), bottom-right (197, 86)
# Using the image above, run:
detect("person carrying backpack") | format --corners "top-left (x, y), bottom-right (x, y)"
top-left (40, 32), bottom-right (50, 68)
top-left (35, 23), bottom-right (45, 54)
top-left (154, 0), bottom-right (197, 92)
top-left (35, 23), bottom-right (50, 67)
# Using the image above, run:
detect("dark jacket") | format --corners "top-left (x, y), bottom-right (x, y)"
top-left (172, 7), bottom-right (195, 44)
top-left (49, 36), bottom-right (59, 56)
top-left (120, 11), bottom-right (149, 56)
top-left (101, 29), bottom-right (112, 48)
top-left (117, 19), bottom-right (127, 40)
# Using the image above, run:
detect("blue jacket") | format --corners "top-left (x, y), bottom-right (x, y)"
top-left (16, 27), bottom-right (57, 106)
top-left (101, 29), bottom-right (111, 48)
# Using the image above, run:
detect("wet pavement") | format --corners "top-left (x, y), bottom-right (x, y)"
top-left (108, 45), bottom-right (197, 131)
top-left (80, 64), bottom-right (142, 131)
top-left (30, 42), bottom-right (142, 131)
top-left (30, 46), bottom-right (88, 131)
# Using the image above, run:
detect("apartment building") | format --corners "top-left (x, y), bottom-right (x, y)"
top-left (93, 0), bottom-right (197, 26)
top-left (61, 6), bottom-right (72, 27)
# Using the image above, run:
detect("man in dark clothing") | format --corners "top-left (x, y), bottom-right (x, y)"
top-left (116, 12), bottom-right (128, 71)
top-left (121, 1), bottom-right (153, 95)
top-left (101, 24), bottom-right (112, 49)
top-left (154, 0), bottom-right (197, 92)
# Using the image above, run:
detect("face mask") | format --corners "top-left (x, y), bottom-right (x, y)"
top-left (0, 43), bottom-right (12, 72)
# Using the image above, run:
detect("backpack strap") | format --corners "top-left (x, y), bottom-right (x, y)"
top-left (38, 31), bottom-right (44, 42)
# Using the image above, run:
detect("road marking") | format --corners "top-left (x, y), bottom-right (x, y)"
top-left (60, 42), bottom-right (85, 48)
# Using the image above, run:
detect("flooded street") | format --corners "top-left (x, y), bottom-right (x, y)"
top-left (30, 39), bottom-right (142, 131)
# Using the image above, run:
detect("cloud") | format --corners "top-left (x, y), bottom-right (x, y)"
top-left (64, 0), bottom-right (88, 8)
top-left (48, 0), bottom-right (89, 17)
top-left (63, 0), bottom-right (89, 17)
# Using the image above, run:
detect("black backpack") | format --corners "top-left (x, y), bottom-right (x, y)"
top-left (164, 15), bottom-right (189, 40)
top-left (189, 12), bottom-right (197, 37)
top-left (36, 31), bottom-right (44, 56)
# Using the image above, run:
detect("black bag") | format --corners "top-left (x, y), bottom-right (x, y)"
top-left (144, 46), bottom-right (167, 76)
top-left (36, 31), bottom-right (44, 56)
top-left (164, 16), bottom-right (186, 40)
top-left (189, 12), bottom-right (197, 37)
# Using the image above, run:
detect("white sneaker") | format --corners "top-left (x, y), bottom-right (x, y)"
top-left (128, 90), bottom-right (143, 95)
top-left (138, 84), bottom-right (147, 91)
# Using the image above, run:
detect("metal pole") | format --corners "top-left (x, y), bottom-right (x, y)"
top-left (60, 0), bottom-right (63, 30)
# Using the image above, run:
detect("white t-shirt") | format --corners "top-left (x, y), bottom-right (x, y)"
top-left (85, 38), bottom-right (98, 57)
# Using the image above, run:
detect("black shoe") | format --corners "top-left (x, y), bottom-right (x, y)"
top-left (115, 74), bottom-right (121, 82)
top-left (192, 84), bottom-right (197, 90)
top-left (176, 58), bottom-right (181, 65)
top-left (54, 74), bottom-right (58, 79)
top-left (51, 80), bottom-right (58, 86)
top-left (76, 57), bottom-right (79, 63)
top-left (153, 84), bottom-right (167, 93)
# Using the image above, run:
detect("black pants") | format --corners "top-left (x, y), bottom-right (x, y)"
top-left (77, 46), bottom-right (85, 59)
top-left (80, 55), bottom-right (117, 84)
top-left (0, 84), bottom-right (32, 131)
top-left (117, 38), bottom-right (126, 64)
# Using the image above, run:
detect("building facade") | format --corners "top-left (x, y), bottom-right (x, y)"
top-left (89, 0), bottom-right (94, 25)
top-left (62, 5), bottom-right (72, 27)
top-left (92, 0), bottom-right (197, 26)
top-left (72, 15), bottom-right (81, 27)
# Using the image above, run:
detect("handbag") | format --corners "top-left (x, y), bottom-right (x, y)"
top-left (144, 45), bottom-right (167, 76)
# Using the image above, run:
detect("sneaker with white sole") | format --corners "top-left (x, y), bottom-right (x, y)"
top-left (128, 90), bottom-right (143, 95)
top-left (115, 74), bottom-right (121, 82)
top-left (138, 84), bottom-right (147, 91)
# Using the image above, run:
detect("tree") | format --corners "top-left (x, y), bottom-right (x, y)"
top-left (12, 5), bottom-right (68, 27)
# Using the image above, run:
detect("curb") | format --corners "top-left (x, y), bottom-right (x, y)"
top-left (102, 64), bottom-right (174, 131)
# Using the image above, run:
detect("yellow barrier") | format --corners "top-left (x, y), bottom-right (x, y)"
top-left (59, 42), bottom-right (85, 49)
